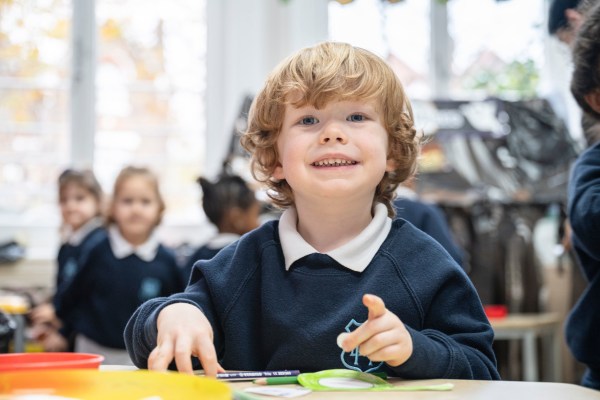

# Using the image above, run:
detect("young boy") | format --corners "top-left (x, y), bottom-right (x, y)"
top-left (124, 42), bottom-right (499, 380)
top-left (566, 2), bottom-right (600, 390)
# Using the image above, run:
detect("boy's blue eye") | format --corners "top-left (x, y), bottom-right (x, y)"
top-left (300, 116), bottom-right (318, 125)
top-left (347, 114), bottom-right (364, 122)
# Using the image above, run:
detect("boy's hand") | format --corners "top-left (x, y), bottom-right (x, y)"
top-left (339, 294), bottom-right (413, 367)
top-left (148, 303), bottom-right (224, 376)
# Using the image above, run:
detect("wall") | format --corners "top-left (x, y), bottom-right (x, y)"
top-left (205, 0), bottom-right (328, 179)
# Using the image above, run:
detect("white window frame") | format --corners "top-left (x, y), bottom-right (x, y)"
top-left (71, 0), bottom-right (96, 168)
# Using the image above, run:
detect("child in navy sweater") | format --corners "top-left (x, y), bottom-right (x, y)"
top-left (566, 2), bottom-right (600, 390)
top-left (124, 42), bottom-right (499, 380)
top-left (181, 174), bottom-right (260, 283)
top-left (57, 166), bottom-right (183, 364)
top-left (30, 168), bottom-right (106, 352)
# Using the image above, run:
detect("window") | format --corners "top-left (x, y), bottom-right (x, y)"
top-left (94, 0), bottom-right (207, 227)
top-left (0, 0), bottom-right (71, 221)
top-left (0, 0), bottom-right (207, 258)
top-left (328, 0), bottom-right (430, 98)
top-left (328, 0), bottom-right (546, 100)
top-left (447, 0), bottom-right (545, 99)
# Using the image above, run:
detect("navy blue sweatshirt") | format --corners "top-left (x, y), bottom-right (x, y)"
top-left (54, 226), bottom-right (107, 312)
top-left (566, 141), bottom-right (600, 389)
top-left (125, 218), bottom-right (498, 380)
top-left (181, 245), bottom-right (221, 284)
top-left (57, 237), bottom-right (184, 349)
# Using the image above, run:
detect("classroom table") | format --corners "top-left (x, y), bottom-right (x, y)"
top-left (490, 312), bottom-right (563, 382)
top-left (99, 366), bottom-right (599, 399)
top-left (227, 378), bottom-right (600, 400)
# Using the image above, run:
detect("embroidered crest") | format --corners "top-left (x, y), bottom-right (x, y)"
top-left (62, 258), bottom-right (78, 282)
top-left (339, 319), bottom-right (383, 373)
top-left (138, 278), bottom-right (161, 301)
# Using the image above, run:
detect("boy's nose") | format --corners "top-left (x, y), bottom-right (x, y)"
top-left (319, 122), bottom-right (348, 145)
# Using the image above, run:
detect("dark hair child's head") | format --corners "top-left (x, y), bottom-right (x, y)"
top-left (198, 175), bottom-right (257, 228)
top-left (571, 1), bottom-right (600, 118)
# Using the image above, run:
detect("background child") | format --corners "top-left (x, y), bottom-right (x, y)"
top-left (29, 168), bottom-right (106, 352)
top-left (393, 176), bottom-right (464, 267)
top-left (571, 1), bottom-right (600, 121)
top-left (565, 2), bottom-right (600, 390)
top-left (56, 166), bottom-right (183, 364)
top-left (181, 174), bottom-right (261, 283)
top-left (124, 42), bottom-right (499, 380)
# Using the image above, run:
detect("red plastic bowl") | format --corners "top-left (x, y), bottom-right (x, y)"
top-left (0, 352), bottom-right (104, 371)
top-left (484, 304), bottom-right (508, 319)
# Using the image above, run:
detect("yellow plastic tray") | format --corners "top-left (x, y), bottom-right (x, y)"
top-left (0, 369), bottom-right (231, 399)
top-left (0, 295), bottom-right (29, 314)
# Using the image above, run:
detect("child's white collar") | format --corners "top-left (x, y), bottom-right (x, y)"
top-left (278, 203), bottom-right (392, 272)
top-left (62, 217), bottom-right (103, 246)
top-left (108, 224), bottom-right (159, 262)
top-left (395, 185), bottom-right (419, 200)
top-left (205, 233), bottom-right (241, 250)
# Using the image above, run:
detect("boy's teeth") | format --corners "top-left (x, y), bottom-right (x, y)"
top-left (314, 159), bottom-right (356, 166)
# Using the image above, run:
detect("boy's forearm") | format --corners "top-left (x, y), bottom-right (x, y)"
top-left (124, 297), bottom-right (167, 368)
top-left (387, 326), bottom-right (499, 380)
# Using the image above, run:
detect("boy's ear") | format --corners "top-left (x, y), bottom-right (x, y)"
top-left (584, 90), bottom-right (600, 115)
top-left (272, 163), bottom-right (285, 180)
top-left (385, 157), bottom-right (397, 172)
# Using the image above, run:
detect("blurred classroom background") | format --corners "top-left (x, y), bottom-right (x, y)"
top-left (0, 0), bottom-right (588, 384)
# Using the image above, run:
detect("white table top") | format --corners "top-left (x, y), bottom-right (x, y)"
top-left (228, 378), bottom-right (600, 400)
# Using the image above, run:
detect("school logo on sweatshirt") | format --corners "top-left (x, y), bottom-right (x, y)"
top-left (138, 278), bottom-right (161, 301)
top-left (340, 319), bottom-right (383, 373)
top-left (63, 258), bottom-right (78, 281)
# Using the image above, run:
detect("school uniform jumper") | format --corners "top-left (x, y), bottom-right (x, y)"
top-left (57, 226), bottom-right (184, 352)
top-left (125, 204), bottom-right (499, 380)
top-left (566, 141), bottom-right (600, 390)
top-left (53, 218), bottom-right (107, 342)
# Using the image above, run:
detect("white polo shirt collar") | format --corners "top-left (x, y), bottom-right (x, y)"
top-left (108, 224), bottom-right (159, 262)
top-left (205, 233), bottom-right (241, 249)
top-left (279, 203), bottom-right (391, 272)
top-left (63, 217), bottom-right (103, 246)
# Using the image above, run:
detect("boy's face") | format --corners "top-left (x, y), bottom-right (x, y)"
top-left (59, 183), bottom-right (99, 231)
top-left (274, 99), bottom-right (395, 206)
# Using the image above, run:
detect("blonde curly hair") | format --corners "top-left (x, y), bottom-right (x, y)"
top-left (241, 42), bottom-right (419, 217)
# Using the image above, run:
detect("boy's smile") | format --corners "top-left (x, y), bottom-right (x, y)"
top-left (311, 155), bottom-right (358, 168)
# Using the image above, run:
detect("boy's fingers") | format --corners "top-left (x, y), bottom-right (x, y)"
top-left (173, 335), bottom-right (194, 374)
top-left (196, 336), bottom-right (220, 377)
top-left (148, 340), bottom-right (174, 371)
top-left (363, 294), bottom-right (386, 320)
top-left (341, 295), bottom-right (387, 352)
